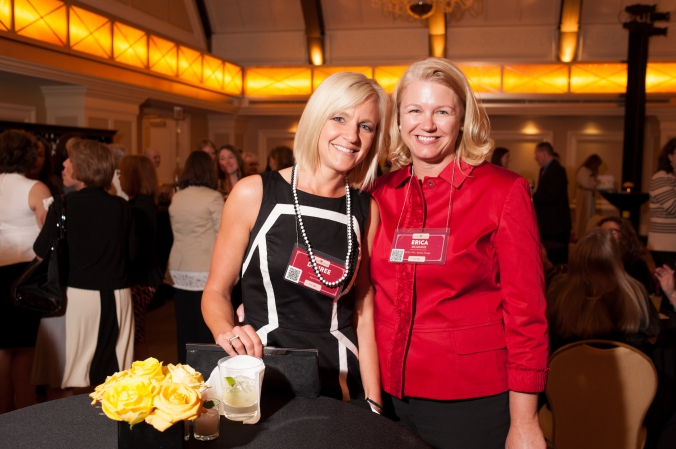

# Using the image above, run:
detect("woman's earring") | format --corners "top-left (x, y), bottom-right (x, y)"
top-left (398, 124), bottom-right (401, 130)
top-left (460, 126), bottom-right (464, 131)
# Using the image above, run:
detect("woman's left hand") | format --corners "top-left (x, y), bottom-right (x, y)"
top-left (506, 421), bottom-right (546, 449)
top-left (506, 392), bottom-right (546, 449)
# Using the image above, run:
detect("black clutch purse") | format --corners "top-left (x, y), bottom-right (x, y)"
top-left (11, 196), bottom-right (68, 314)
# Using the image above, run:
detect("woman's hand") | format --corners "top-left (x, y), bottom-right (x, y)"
top-left (506, 420), bottom-right (546, 449)
top-left (655, 264), bottom-right (675, 299)
top-left (215, 325), bottom-right (263, 358)
top-left (506, 392), bottom-right (546, 449)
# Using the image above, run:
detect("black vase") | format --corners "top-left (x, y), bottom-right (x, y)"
top-left (118, 420), bottom-right (184, 449)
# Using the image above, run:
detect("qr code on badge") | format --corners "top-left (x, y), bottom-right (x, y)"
top-left (389, 249), bottom-right (405, 263)
top-left (284, 266), bottom-right (302, 283)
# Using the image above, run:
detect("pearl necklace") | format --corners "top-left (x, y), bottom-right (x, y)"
top-left (291, 165), bottom-right (353, 288)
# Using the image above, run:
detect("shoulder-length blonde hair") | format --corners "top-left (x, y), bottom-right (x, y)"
top-left (293, 72), bottom-right (389, 190)
top-left (389, 58), bottom-right (491, 168)
top-left (547, 229), bottom-right (650, 339)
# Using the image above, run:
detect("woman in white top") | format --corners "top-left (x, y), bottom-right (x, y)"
top-left (575, 154), bottom-right (602, 241)
top-left (0, 130), bottom-right (52, 412)
top-left (167, 151), bottom-right (224, 363)
top-left (649, 139), bottom-right (676, 268)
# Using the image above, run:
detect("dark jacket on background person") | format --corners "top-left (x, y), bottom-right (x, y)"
top-left (128, 194), bottom-right (163, 288)
top-left (533, 159), bottom-right (572, 238)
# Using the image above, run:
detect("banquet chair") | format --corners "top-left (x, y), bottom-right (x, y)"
top-left (538, 340), bottom-right (657, 449)
top-left (186, 343), bottom-right (321, 398)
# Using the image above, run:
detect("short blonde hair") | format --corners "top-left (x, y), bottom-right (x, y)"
top-left (68, 139), bottom-right (115, 189)
top-left (293, 72), bottom-right (389, 190)
top-left (389, 58), bottom-right (491, 168)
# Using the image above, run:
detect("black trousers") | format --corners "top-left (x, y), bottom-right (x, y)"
top-left (384, 392), bottom-right (510, 449)
top-left (173, 289), bottom-right (214, 364)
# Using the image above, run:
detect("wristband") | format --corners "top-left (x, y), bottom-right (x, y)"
top-left (365, 397), bottom-right (383, 413)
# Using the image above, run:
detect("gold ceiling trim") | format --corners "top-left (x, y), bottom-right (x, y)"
top-left (2, 0), bottom-right (242, 96)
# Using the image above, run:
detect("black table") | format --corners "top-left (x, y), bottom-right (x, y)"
top-left (0, 395), bottom-right (430, 449)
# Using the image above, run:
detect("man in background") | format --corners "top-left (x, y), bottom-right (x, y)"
top-left (144, 147), bottom-right (161, 169)
top-left (533, 141), bottom-right (571, 265)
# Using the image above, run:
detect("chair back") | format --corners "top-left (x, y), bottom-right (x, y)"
top-left (186, 343), bottom-right (321, 398)
top-left (546, 340), bottom-right (657, 449)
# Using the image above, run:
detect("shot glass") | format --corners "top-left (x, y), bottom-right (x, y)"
top-left (193, 407), bottom-right (220, 441)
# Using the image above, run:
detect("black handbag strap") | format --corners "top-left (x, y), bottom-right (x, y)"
top-left (52, 195), bottom-right (66, 241)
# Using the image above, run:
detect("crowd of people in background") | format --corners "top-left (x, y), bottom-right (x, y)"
top-left (486, 137), bottom-right (676, 447)
top-left (3, 61), bottom-right (676, 447)
top-left (0, 126), bottom-right (297, 412)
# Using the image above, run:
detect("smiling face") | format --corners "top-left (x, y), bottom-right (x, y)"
top-left (399, 80), bottom-right (463, 168)
top-left (219, 148), bottom-right (239, 175)
top-left (316, 98), bottom-right (379, 176)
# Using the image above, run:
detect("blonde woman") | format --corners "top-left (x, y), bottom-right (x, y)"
top-left (203, 72), bottom-right (388, 407)
top-left (547, 228), bottom-right (660, 353)
top-left (369, 58), bottom-right (548, 448)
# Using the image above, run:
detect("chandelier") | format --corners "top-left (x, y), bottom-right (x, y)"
top-left (372, 0), bottom-right (476, 20)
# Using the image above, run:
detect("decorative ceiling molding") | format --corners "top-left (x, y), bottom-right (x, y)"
top-left (0, 47), bottom-right (239, 114)
top-left (76, 0), bottom-right (207, 50)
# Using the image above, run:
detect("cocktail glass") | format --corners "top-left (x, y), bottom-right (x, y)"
top-left (217, 355), bottom-right (265, 423)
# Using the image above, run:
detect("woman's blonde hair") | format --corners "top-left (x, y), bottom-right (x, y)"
top-left (389, 58), bottom-right (491, 168)
top-left (547, 229), bottom-right (650, 339)
top-left (293, 72), bottom-right (389, 190)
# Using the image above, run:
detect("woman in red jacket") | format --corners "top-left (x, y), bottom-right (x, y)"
top-left (368, 58), bottom-right (549, 448)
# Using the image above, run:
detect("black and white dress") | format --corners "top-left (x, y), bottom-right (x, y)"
top-left (241, 171), bottom-right (370, 401)
top-left (32, 188), bottom-right (135, 389)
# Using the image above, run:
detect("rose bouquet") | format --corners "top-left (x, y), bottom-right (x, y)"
top-left (89, 357), bottom-right (208, 431)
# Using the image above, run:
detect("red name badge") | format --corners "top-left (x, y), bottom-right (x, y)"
top-left (284, 245), bottom-right (346, 299)
top-left (389, 228), bottom-right (449, 264)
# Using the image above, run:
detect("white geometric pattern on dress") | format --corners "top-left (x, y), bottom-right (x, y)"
top-left (242, 203), bottom-right (362, 400)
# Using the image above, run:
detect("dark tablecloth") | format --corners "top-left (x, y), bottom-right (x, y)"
top-left (0, 394), bottom-right (429, 449)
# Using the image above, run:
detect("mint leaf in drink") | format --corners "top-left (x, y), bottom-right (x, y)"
top-left (225, 376), bottom-right (236, 387)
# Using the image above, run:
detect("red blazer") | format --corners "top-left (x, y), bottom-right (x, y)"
top-left (371, 161), bottom-right (549, 401)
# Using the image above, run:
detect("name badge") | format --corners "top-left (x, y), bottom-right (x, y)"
top-left (284, 244), bottom-right (346, 299)
top-left (389, 228), bottom-right (449, 265)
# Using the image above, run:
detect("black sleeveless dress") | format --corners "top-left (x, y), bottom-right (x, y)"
top-left (241, 171), bottom-right (370, 400)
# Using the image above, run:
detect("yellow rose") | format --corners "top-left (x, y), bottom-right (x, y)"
top-left (164, 363), bottom-right (205, 390)
top-left (130, 358), bottom-right (166, 382)
top-left (145, 383), bottom-right (203, 432)
top-left (101, 378), bottom-right (156, 425)
top-left (90, 369), bottom-right (133, 404)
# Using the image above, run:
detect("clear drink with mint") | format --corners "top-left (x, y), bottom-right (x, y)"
top-left (218, 355), bottom-right (264, 422)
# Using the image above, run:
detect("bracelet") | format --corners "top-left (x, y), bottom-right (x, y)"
top-left (365, 397), bottom-right (383, 413)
